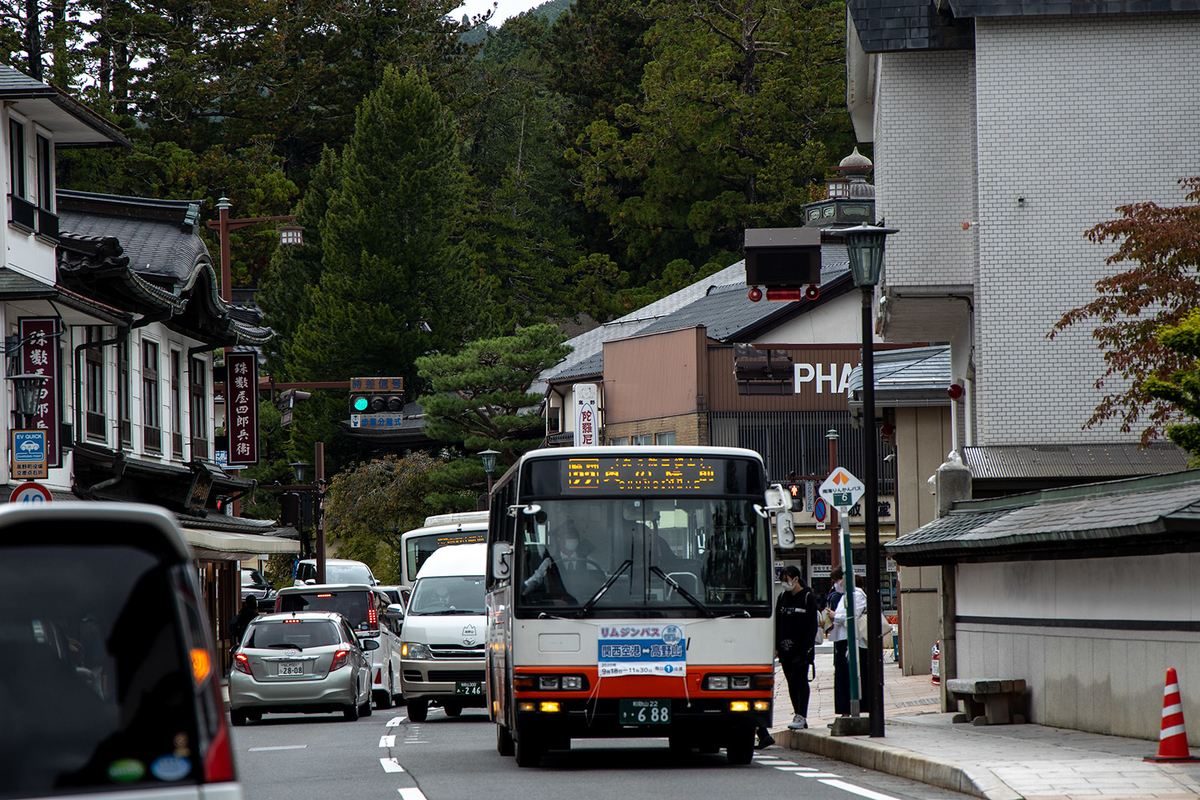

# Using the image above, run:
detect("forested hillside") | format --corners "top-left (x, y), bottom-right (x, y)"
top-left (4, 0), bottom-right (855, 393)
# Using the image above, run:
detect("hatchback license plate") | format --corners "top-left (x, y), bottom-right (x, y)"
top-left (278, 663), bottom-right (304, 676)
top-left (456, 681), bottom-right (484, 696)
top-left (619, 698), bottom-right (670, 725)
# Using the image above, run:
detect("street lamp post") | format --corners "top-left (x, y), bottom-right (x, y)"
top-left (480, 449), bottom-right (500, 505)
top-left (842, 221), bottom-right (898, 739)
top-left (207, 198), bottom-right (302, 303)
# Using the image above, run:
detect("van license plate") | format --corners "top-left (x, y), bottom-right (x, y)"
top-left (278, 663), bottom-right (303, 676)
top-left (619, 699), bottom-right (670, 725)
top-left (456, 681), bottom-right (484, 696)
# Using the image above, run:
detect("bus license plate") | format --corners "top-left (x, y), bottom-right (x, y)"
top-left (456, 681), bottom-right (484, 697)
top-left (619, 699), bottom-right (671, 725)
top-left (278, 663), bottom-right (304, 676)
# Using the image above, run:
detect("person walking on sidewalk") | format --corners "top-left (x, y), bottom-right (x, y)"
top-left (832, 574), bottom-right (870, 719)
top-left (775, 565), bottom-right (819, 731)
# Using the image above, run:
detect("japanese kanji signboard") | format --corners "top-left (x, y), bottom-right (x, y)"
top-left (574, 383), bottom-right (598, 447)
top-left (225, 352), bottom-right (259, 466)
top-left (19, 318), bottom-right (60, 467)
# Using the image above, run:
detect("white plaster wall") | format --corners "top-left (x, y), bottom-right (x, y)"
top-left (956, 555), bottom-right (1200, 741)
top-left (751, 291), bottom-right (884, 345)
top-left (973, 14), bottom-right (1200, 445)
top-left (2, 110), bottom-right (56, 286)
top-left (872, 50), bottom-right (977, 292)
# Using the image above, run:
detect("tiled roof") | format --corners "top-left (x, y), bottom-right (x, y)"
top-left (848, 345), bottom-right (952, 395)
top-left (962, 442), bottom-right (1189, 480)
top-left (886, 469), bottom-right (1200, 564)
top-left (0, 65), bottom-right (130, 146)
top-left (0, 64), bottom-right (56, 95)
top-left (847, 0), bottom-right (975, 54)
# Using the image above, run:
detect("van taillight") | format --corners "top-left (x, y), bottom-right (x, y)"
top-left (368, 604), bottom-right (378, 629)
top-left (204, 715), bottom-right (235, 782)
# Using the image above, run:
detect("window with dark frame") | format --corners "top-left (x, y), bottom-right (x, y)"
top-left (9, 119), bottom-right (25, 199)
top-left (36, 135), bottom-right (51, 210)
top-left (117, 339), bottom-right (131, 444)
top-left (171, 350), bottom-right (183, 459)
top-left (85, 327), bottom-right (106, 441)
top-left (189, 356), bottom-right (208, 459)
top-left (142, 340), bottom-right (161, 452)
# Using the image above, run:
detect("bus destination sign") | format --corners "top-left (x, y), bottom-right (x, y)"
top-left (434, 531), bottom-right (487, 548)
top-left (565, 457), bottom-right (720, 493)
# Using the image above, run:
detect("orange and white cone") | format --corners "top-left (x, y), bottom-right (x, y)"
top-left (1146, 668), bottom-right (1200, 762)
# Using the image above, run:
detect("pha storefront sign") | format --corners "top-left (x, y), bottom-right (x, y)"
top-left (225, 352), bottom-right (259, 466)
top-left (597, 624), bottom-right (686, 677)
top-left (574, 383), bottom-right (599, 447)
top-left (19, 318), bottom-right (61, 467)
top-left (794, 362), bottom-right (855, 395)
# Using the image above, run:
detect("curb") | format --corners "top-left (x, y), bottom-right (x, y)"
top-left (774, 726), bottom-right (1022, 800)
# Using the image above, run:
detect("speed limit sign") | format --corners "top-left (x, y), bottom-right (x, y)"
top-left (10, 481), bottom-right (52, 504)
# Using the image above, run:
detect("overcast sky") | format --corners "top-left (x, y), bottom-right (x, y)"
top-left (453, 0), bottom-right (544, 26)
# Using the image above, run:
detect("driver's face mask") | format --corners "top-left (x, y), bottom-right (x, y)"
top-left (563, 537), bottom-right (579, 554)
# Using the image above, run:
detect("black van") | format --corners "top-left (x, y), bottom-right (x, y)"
top-left (0, 503), bottom-right (241, 800)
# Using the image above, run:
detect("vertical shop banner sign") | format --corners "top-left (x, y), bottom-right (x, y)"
top-left (19, 318), bottom-right (60, 467)
top-left (574, 383), bottom-right (599, 447)
top-left (226, 352), bottom-right (258, 466)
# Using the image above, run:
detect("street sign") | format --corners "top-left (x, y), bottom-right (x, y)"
top-left (819, 467), bottom-right (865, 510)
top-left (10, 481), bottom-right (51, 504)
top-left (351, 414), bottom-right (405, 429)
top-left (11, 429), bottom-right (47, 480)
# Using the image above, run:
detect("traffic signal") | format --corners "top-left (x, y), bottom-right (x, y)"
top-left (277, 389), bottom-right (312, 411)
top-left (349, 393), bottom-right (404, 414)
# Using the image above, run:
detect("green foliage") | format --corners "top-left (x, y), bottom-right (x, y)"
top-left (1052, 177), bottom-right (1200, 443)
top-left (416, 324), bottom-right (572, 466)
top-left (283, 67), bottom-right (473, 394)
top-left (1145, 310), bottom-right (1200, 463)
top-left (322, 453), bottom-right (443, 583)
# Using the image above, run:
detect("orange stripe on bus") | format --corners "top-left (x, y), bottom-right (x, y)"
top-left (512, 666), bottom-right (772, 699)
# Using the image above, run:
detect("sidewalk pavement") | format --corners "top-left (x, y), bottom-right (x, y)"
top-left (769, 647), bottom-right (1200, 800)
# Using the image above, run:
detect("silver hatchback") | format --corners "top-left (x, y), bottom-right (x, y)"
top-left (228, 611), bottom-right (377, 724)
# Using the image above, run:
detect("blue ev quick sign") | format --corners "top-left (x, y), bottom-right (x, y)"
top-left (597, 624), bottom-right (686, 677)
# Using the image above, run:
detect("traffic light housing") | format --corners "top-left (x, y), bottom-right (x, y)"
top-left (277, 389), bottom-right (312, 411)
top-left (350, 393), bottom-right (404, 414)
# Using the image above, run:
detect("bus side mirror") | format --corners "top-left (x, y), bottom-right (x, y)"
top-left (492, 542), bottom-right (513, 580)
top-left (764, 483), bottom-right (790, 512)
top-left (775, 509), bottom-right (796, 550)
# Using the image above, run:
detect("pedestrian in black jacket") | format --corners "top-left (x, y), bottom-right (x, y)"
top-left (776, 565), bottom-right (819, 730)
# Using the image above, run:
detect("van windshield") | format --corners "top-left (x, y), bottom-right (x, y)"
top-left (325, 563), bottom-right (375, 584)
top-left (408, 576), bottom-right (486, 615)
top-left (279, 590), bottom-right (371, 629)
top-left (0, 543), bottom-right (200, 795)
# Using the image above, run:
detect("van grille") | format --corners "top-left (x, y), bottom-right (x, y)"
top-left (428, 670), bottom-right (485, 682)
top-left (404, 670), bottom-right (424, 682)
top-left (429, 645), bottom-right (485, 659)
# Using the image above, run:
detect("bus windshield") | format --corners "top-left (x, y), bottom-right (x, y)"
top-left (515, 496), bottom-right (771, 616)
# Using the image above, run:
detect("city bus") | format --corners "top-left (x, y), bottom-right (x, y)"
top-left (400, 511), bottom-right (489, 599)
top-left (484, 446), bottom-right (792, 767)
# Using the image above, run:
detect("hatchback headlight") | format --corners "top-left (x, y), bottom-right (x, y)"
top-left (401, 642), bottom-right (430, 659)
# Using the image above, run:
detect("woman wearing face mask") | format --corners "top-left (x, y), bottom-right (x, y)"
top-left (774, 566), bottom-right (819, 733)
top-left (831, 567), bottom-right (870, 721)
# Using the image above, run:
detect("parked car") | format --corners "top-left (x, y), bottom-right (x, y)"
top-left (228, 611), bottom-right (377, 724)
top-left (241, 567), bottom-right (275, 606)
top-left (292, 558), bottom-right (377, 586)
top-left (0, 503), bottom-right (241, 799)
top-left (274, 583), bottom-right (402, 709)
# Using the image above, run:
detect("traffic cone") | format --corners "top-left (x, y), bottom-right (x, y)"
top-left (1146, 668), bottom-right (1200, 762)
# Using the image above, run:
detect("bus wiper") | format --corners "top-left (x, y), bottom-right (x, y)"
top-left (650, 566), bottom-right (715, 618)
top-left (576, 560), bottom-right (632, 618)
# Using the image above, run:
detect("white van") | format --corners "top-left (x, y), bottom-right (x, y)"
top-left (399, 542), bottom-right (487, 721)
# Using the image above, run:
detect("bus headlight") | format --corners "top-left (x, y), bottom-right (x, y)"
top-left (729, 701), bottom-right (750, 712)
top-left (705, 675), bottom-right (729, 691)
top-left (401, 642), bottom-right (430, 659)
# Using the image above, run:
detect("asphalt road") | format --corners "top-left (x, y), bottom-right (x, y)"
top-left (231, 705), bottom-right (972, 800)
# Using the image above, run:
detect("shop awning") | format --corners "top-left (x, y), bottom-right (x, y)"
top-left (180, 527), bottom-right (299, 561)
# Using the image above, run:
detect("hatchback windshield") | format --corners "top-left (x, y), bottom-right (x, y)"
top-left (246, 620), bottom-right (340, 649)
top-left (326, 563), bottom-right (374, 584)
top-left (279, 590), bottom-right (372, 628)
top-left (408, 576), bottom-right (486, 615)
top-left (515, 497), bottom-right (771, 615)
top-left (0, 542), bottom-right (200, 796)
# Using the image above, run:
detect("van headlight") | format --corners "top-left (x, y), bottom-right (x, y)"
top-left (401, 642), bottom-right (430, 659)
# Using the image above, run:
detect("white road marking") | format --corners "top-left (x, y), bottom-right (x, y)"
top-left (380, 735), bottom-right (396, 747)
top-left (794, 772), bottom-right (841, 778)
top-left (775, 766), bottom-right (819, 771)
top-left (386, 716), bottom-right (407, 727)
top-left (247, 745), bottom-right (307, 752)
top-left (379, 758), bottom-right (405, 773)
top-left (398, 789), bottom-right (428, 800)
top-left (818, 778), bottom-right (903, 800)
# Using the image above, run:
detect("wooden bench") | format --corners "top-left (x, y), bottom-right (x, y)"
top-left (945, 678), bottom-right (1027, 725)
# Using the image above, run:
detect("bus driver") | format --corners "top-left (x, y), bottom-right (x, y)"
top-left (521, 521), bottom-right (582, 604)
